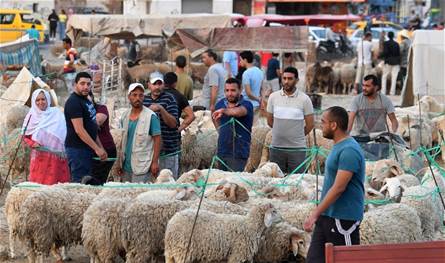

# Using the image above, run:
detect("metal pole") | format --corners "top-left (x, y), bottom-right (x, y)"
top-left (407, 114), bottom-right (412, 149)
top-left (312, 129), bottom-right (319, 204)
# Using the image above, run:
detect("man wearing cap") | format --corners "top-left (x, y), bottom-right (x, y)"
top-left (143, 72), bottom-right (180, 178)
top-left (118, 83), bottom-right (161, 183)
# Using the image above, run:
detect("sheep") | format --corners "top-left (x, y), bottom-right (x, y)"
top-left (155, 169), bottom-right (176, 184)
top-left (370, 159), bottom-right (403, 190)
top-left (378, 174), bottom-right (420, 202)
top-left (17, 187), bottom-right (97, 262)
top-left (164, 203), bottom-right (281, 263)
top-left (401, 185), bottom-right (442, 240)
top-left (314, 65), bottom-right (334, 94)
top-left (339, 63), bottom-right (356, 94)
top-left (304, 62), bottom-right (320, 92)
top-left (432, 115), bottom-right (445, 162)
top-left (4, 183), bottom-right (44, 259)
top-left (5, 105), bottom-right (29, 134)
top-left (180, 128), bottom-right (218, 173)
top-left (255, 222), bottom-right (309, 262)
top-left (360, 203), bottom-right (423, 244)
top-left (205, 181), bottom-right (250, 203)
top-left (397, 115), bottom-right (434, 149)
top-left (121, 197), bottom-right (192, 262)
top-left (244, 126), bottom-right (271, 172)
top-left (83, 187), bottom-right (197, 263)
top-left (107, 129), bottom-right (124, 180)
top-left (418, 95), bottom-right (445, 115)
top-left (259, 130), bottom-right (273, 166)
top-left (0, 128), bottom-right (30, 182)
top-left (82, 198), bottom-right (129, 263)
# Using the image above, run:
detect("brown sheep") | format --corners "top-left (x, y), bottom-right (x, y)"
top-left (314, 65), bottom-right (334, 94)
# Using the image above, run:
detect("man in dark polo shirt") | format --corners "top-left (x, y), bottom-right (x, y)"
top-left (64, 71), bottom-right (107, 183)
top-left (212, 78), bottom-right (254, 171)
top-left (143, 72), bottom-right (180, 178)
top-left (163, 72), bottom-right (195, 132)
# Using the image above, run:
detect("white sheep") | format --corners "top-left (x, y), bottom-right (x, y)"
top-left (244, 126), bottom-right (271, 172)
top-left (4, 183), bottom-right (44, 259)
top-left (180, 128), bottom-right (218, 173)
top-left (360, 203), bottom-right (423, 244)
top-left (164, 203), bottom-right (281, 263)
top-left (17, 187), bottom-right (97, 262)
top-left (370, 159), bottom-right (404, 190)
top-left (121, 196), bottom-right (192, 262)
top-left (255, 222), bottom-right (310, 262)
top-left (401, 185), bottom-right (442, 240)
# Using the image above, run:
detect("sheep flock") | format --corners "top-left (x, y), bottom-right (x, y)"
top-left (0, 91), bottom-right (445, 262)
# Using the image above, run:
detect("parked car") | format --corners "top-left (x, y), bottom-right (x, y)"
top-left (349, 27), bottom-right (399, 50)
top-left (347, 20), bottom-right (403, 37)
top-left (0, 9), bottom-right (45, 43)
top-left (309, 26), bottom-right (329, 47)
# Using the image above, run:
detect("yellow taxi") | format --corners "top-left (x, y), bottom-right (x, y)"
top-left (347, 20), bottom-right (403, 37)
top-left (0, 9), bottom-right (45, 43)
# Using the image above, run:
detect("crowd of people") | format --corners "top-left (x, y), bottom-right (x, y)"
top-left (21, 41), bottom-right (404, 262)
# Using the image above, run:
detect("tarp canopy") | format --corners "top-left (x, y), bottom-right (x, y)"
top-left (0, 67), bottom-right (58, 109)
top-left (244, 14), bottom-right (362, 27)
top-left (168, 26), bottom-right (308, 57)
top-left (0, 38), bottom-right (42, 76)
top-left (66, 13), bottom-right (243, 41)
top-left (401, 30), bottom-right (445, 106)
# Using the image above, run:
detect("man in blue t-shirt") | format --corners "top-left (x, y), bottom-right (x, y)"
top-left (64, 72), bottom-right (107, 183)
top-left (304, 106), bottom-right (365, 263)
top-left (26, 24), bottom-right (40, 41)
top-left (240, 51), bottom-right (264, 110)
top-left (265, 53), bottom-right (281, 93)
top-left (212, 78), bottom-right (254, 172)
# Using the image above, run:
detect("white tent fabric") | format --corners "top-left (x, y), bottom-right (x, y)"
top-left (411, 30), bottom-right (444, 97)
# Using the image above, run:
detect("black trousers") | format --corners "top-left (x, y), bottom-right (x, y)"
top-left (49, 22), bottom-right (57, 38)
top-left (90, 147), bottom-right (116, 185)
top-left (306, 215), bottom-right (361, 263)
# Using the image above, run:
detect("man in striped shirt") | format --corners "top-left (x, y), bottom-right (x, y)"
top-left (143, 72), bottom-right (180, 178)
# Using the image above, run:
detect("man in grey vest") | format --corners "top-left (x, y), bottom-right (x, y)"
top-left (118, 83), bottom-right (161, 183)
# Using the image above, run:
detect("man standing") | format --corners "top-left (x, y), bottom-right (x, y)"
top-left (143, 72), bottom-right (180, 178)
top-left (304, 106), bottom-right (365, 263)
top-left (64, 72), bottom-right (107, 183)
top-left (381, 31), bottom-right (401, 95)
top-left (265, 53), bottom-right (281, 94)
top-left (266, 67), bottom-right (314, 174)
top-left (201, 49), bottom-right (226, 111)
top-left (47, 9), bottom-right (59, 41)
top-left (348, 74), bottom-right (398, 137)
top-left (212, 78), bottom-right (254, 171)
top-left (223, 51), bottom-right (238, 78)
top-left (163, 72), bottom-right (195, 132)
top-left (240, 51), bottom-right (264, 110)
top-left (118, 83), bottom-right (161, 183)
top-left (62, 37), bottom-right (78, 92)
top-left (354, 32), bottom-right (373, 93)
top-left (175, 55), bottom-right (194, 100)
top-left (399, 30), bottom-right (412, 90)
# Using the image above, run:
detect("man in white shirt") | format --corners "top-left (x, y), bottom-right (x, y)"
top-left (354, 32), bottom-right (373, 94)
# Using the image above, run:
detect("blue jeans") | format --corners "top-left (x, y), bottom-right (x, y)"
top-left (219, 156), bottom-right (247, 172)
top-left (59, 22), bottom-right (66, 40)
top-left (66, 147), bottom-right (93, 183)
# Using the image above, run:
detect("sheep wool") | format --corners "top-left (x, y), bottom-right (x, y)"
top-left (164, 204), bottom-right (280, 263)
top-left (360, 203), bottom-right (423, 244)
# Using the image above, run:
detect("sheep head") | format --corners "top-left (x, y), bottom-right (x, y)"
top-left (262, 203), bottom-right (281, 228)
top-left (260, 186), bottom-right (288, 201)
top-left (175, 187), bottom-right (197, 201)
top-left (370, 159), bottom-right (403, 189)
top-left (290, 230), bottom-right (309, 259)
top-left (379, 177), bottom-right (404, 202)
top-left (155, 169), bottom-right (175, 184)
top-left (216, 181), bottom-right (249, 203)
top-left (256, 162), bottom-right (284, 178)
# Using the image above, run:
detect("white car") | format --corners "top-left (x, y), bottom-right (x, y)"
top-left (350, 27), bottom-right (399, 50)
top-left (308, 26), bottom-right (329, 47)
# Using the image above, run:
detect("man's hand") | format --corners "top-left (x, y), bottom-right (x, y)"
top-left (303, 210), bottom-right (320, 232)
top-left (95, 147), bottom-right (108, 161)
top-left (149, 104), bottom-right (163, 112)
top-left (150, 161), bottom-right (159, 178)
top-left (209, 104), bottom-right (215, 112)
top-left (212, 109), bottom-right (224, 121)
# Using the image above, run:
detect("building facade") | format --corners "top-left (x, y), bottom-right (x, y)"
top-left (123, 0), bottom-right (233, 15)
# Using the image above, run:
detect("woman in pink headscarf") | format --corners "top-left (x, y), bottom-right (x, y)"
top-left (22, 89), bottom-right (70, 184)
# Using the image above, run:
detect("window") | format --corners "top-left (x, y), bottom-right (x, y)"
top-left (20, 14), bottom-right (39, 24)
top-left (0, 14), bottom-right (15, 24)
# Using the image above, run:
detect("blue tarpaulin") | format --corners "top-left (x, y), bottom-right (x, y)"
top-left (368, 0), bottom-right (395, 7)
top-left (0, 39), bottom-right (42, 76)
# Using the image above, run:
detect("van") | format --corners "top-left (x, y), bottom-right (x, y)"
top-left (0, 9), bottom-right (45, 43)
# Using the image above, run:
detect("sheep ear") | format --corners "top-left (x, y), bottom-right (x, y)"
top-left (290, 235), bottom-right (302, 257)
top-left (379, 184), bottom-right (388, 194)
top-left (390, 166), bottom-right (401, 176)
top-left (264, 211), bottom-right (274, 227)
